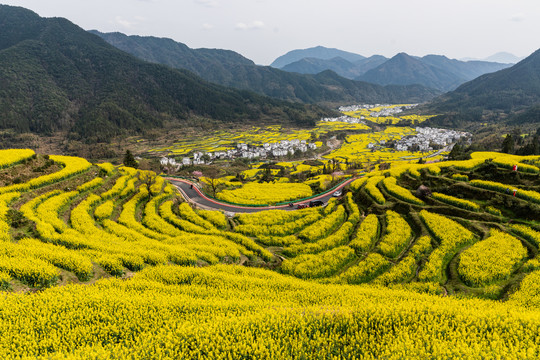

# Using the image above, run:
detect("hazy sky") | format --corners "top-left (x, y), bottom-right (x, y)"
top-left (2, 0), bottom-right (539, 65)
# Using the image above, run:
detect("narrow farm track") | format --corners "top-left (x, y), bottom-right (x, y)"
top-left (167, 177), bottom-right (357, 213)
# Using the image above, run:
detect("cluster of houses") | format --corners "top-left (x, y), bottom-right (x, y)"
top-left (320, 115), bottom-right (365, 124)
top-left (393, 127), bottom-right (472, 152)
top-left (338, 104), bottom-right (384, 112)
top-left (160, 139), bottom-right (318, 169)
top-left (337, 104), bottom-right (419, 118)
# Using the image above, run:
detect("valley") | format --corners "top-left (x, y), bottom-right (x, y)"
top-left (0, 2), bottom-right (540, 359)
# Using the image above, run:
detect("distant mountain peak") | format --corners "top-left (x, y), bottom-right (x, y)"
top-left (270, 46), bottom-right (365, 68)
top-left (357, 52), bottom-right (512, 92)
top-left (461, 52), bottom-right (525, 64)
top-left (484, 52), bottom-right (525, 64)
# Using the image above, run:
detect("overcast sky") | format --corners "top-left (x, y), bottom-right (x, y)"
top-left (2, 0), bottom-right (539, 65)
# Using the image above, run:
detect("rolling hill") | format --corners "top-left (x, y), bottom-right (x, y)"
top-left (0, 5), bottom-right (333, 143)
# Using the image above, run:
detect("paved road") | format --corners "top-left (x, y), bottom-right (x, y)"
top-left (424, 146), bottom-right (452, 159)
top-left (166, 177), bottom-right (356, 213)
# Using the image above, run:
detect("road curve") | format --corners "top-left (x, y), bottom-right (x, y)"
top-left (165, 177), bottom-right (357, 213)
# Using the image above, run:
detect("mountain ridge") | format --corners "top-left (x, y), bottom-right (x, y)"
top-left (0, 5), bottom-right (332, 143)
top-left (281, 55), bottom-right (388, 79)
top-left (356, 53), bottom-right (511, 91)
top-left (269, 46), bottom-right (365, 68)
top-left (426, 48), bottom-right (540, 125)
top-left (92, 31), bottom-right (441, 105)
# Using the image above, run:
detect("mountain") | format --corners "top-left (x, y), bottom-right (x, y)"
top-left (280, 55), bottom-right (387, 79)
top-left (356, 53), bottom-right (511, 91)
top-left (92, 31), bottom-right (441, 104)
top-left (427, 48), bottom-right (540, 125)
top-left (357, 53), bottom-right (462, 91)
top-left (353, 55), bottom-right (389, 75)
top-left (484, 52), bottom-right (525, 64)
top-left (281, 57), bottom-right (357, 77)
top-left (89, 30), bottom-right (256, 78)
top-left (461, 53), bottom-right (525, 64)
top-left (0, 5), bottom-right (333, 143)
top-left (421, 55), bottom-right (512, 82)
top-left (270, 46), bottom-right (365, 69)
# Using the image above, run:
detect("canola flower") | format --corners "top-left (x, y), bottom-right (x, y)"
top-left (197, 209), bottom-right (228, 229)
top-left (365, 176), bottom-right (385, 204)
top-left (458, 229), bottom-right (527, 287)
top-left (492, 155), bottom-right (540, 174)
top-left (431, 192), bottom-right (480, 212)
top-left (337, 253), bottom-right (391, 284)
top-left (0, 264), bottom-right (539, 359)
top-left (94, 200), bottom-right (115, 220)
top-left (0, 149), bottom-right (35, 169)
top-left (374, 236), bottom-right (432, 286)
top-left (0, 150), bottom-right (540, 358)
top-left (0, 192), bottom-right (19, 241)
top-left (382, 177), bottom-right (424, 205)
top-left (378, 210), bottom-right (413, 258)
top-left (297, 205), bottom-right (346, 242)
top-left (0, 155), bottom-right (92, 194)
top-left (452, 173), bottom-right (469, 181)
top-left (217, 182), bottom-right (312, 205)
top-left (510, 224), bottom-right (540, 248)
top-left (470, 179), bottom-right (540, 204)
top-left (418, 210), bottom-right (475, 283)
top-left (281, 246), bottom-right (357, 279)
top-left (349, 214), bottom-right (379, 253)
top-left (485, 206), bottom-right (502, 217)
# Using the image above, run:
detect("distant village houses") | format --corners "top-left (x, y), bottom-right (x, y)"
top-left (320, 115), bottom-right (365, 124)
top-left (338, 104), bottom-right (418, 117)
top-left (164, 138), bottom-right (319, 167)
top-left (393, 127), bottom-right (472, 152)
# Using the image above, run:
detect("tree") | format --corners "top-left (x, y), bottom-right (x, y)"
top-left (327, 158), bottom-right (339, 173)
top-left (201, 154), bottom-right (211, 164)
top-left (448, 144), bottom-right (471, 161)
top-left (123, 150), bottom-right (138, 169)
top-left (379, 162), bottom-right (390, 171)
top-left (140, 171), bottom-right (158, 195)
top-left (260, 167), bottom-right (273, 182)
top-left (501, 134), bottom-right (514, 154)
top-left (203, 168), bottom-right (222, 197)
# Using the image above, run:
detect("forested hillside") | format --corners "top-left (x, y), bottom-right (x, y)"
top-left (92, 31), bottom-right (441, 105)
top-left (0, 5), bottom-right (332, 143)
top-left (426, 48), bottom-right (540, 126)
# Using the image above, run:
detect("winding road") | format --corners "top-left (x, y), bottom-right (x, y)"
top-left (166, 177), bottom-right (356, 213)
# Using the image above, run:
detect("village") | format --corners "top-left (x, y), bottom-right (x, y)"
top-left (338, 103), bottom-right (419, 117)
top-left (160, 139), bottom-right (319, 169)
top-left (320, 115), bottom-right (365, 124)
top-left (392, 127), bottom-right (472, 152)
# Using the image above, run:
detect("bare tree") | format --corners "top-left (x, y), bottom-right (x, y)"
top-left (203, 167), bottom-right (223, 197)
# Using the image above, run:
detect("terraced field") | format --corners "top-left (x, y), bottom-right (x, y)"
top-left (148, 121), bottom-right (369, 155)
top-left (1, 149), bottom-right (540, 358)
